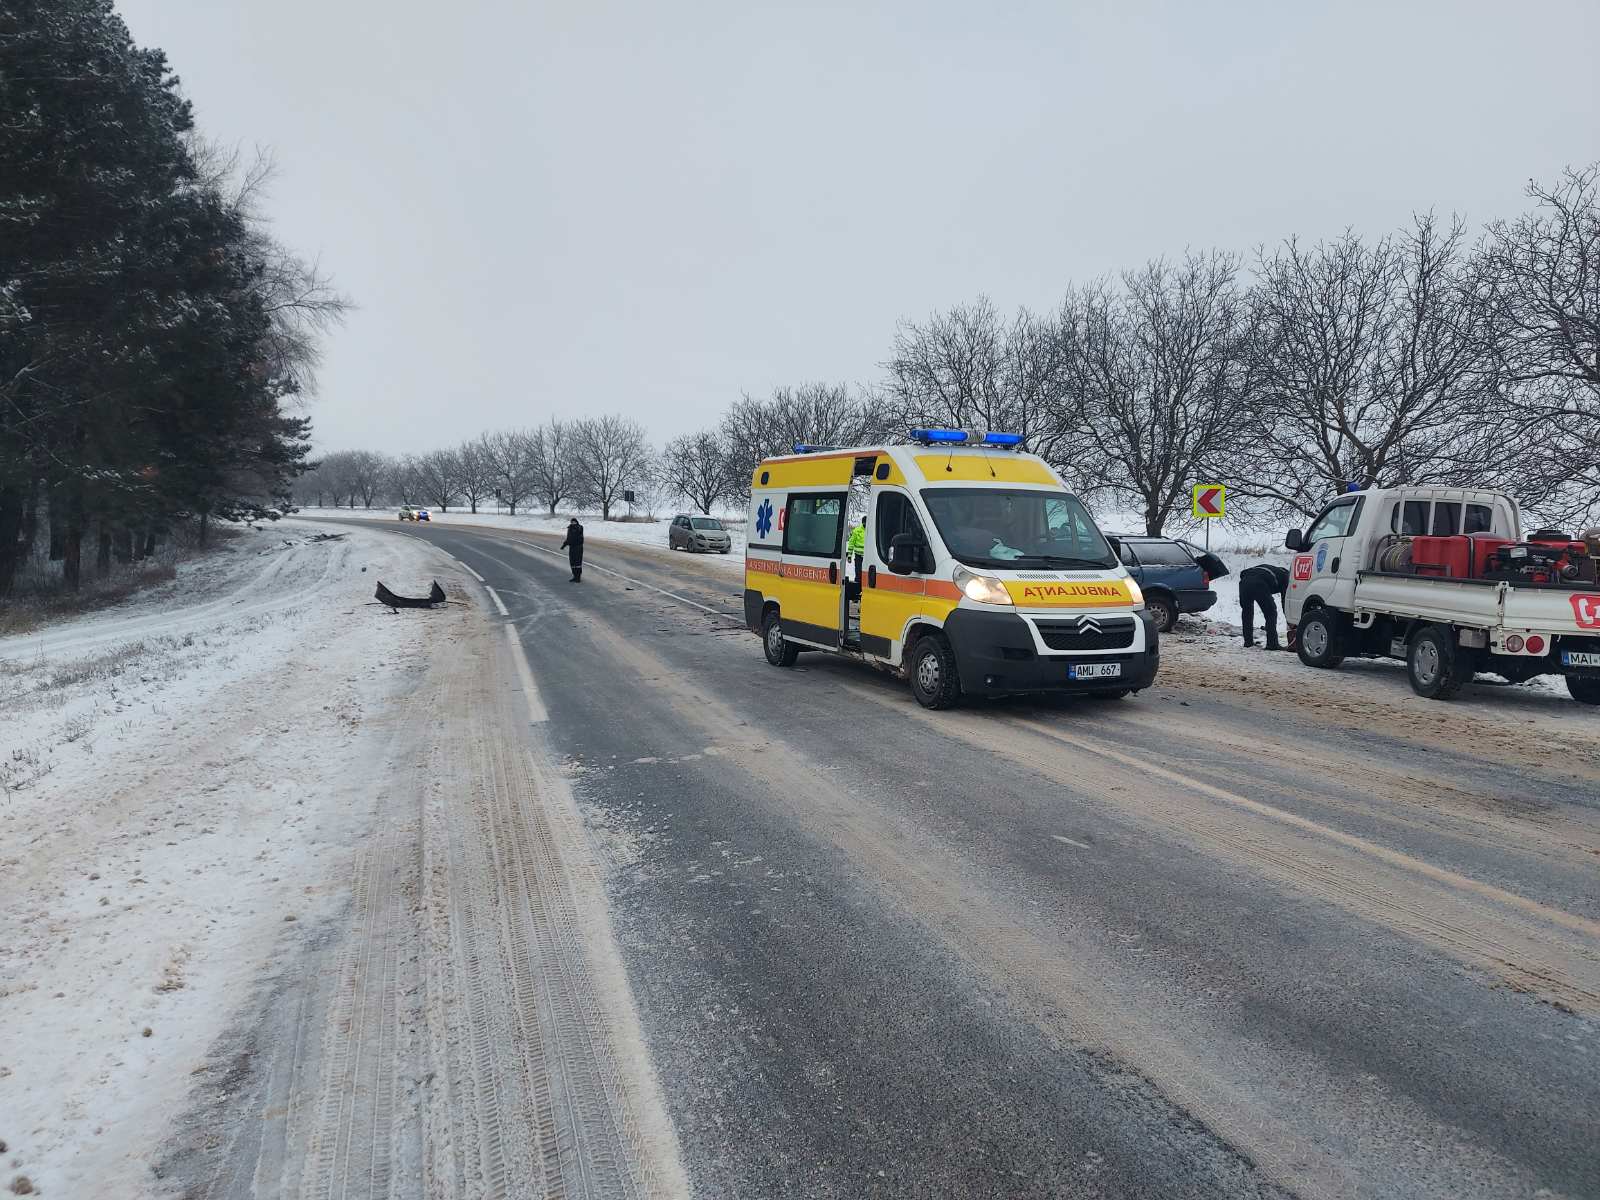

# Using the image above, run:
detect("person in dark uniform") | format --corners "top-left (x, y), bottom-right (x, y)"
top-left (1238, 563), bottom-right (1289, 649)
top-left (560, 517), bottom-right (584, 582)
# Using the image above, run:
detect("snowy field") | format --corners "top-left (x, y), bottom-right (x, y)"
top-left (0, 521), bottom-right (453, 1192)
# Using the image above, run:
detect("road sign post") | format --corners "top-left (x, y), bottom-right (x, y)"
top-left (1192, 484), bottom-right (1225, 552)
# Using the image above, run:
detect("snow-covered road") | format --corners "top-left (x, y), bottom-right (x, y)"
top-left (0, 520), bottom-right (685, 1198)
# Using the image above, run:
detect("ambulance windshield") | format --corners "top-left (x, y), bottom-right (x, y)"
top-left (920, 488), bottom-right (1116, 570)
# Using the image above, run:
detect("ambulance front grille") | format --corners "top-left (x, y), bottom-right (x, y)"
top-left (1033, 616), bottom-right (1137, 652)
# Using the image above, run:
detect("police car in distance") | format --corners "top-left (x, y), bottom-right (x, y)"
top-left (743, 429), bottom-right (1159, 708)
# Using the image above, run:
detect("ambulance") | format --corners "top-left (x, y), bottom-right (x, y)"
top-left (742, 430), bottom-right (1159, 708)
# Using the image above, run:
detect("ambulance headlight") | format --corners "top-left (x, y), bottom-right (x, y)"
top-left (1126, 578), bottom-right (1143, 606)
top-left (954, 566), bottom-right (1012, 605)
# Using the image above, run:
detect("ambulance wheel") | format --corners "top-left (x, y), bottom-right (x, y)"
top-left (909, 632), bottom-right (962, 709)
top-left (1567, 675), bottom-right (1600, 706)
top-left (762, 610), bottom-right (799, 667)
top-left (1296, 608), bottom-right (1345, 669)
top-left (1146, 593), bottom-right (1178, 633)
top-left (1408, 625), bottom-right (1470, 700)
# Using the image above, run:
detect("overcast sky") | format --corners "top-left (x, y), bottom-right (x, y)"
top-left (118, 0), bottom-right (1598, 456)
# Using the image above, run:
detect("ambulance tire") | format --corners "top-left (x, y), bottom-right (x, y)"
top-left (908, 632), bottom-right (962, 709)
top-left (762, 609), bottom-right (800, 667)
top-left (1407, 625), bottom-right (1470, 700)
top-left (1296, 608), bottom-right (1346, 669)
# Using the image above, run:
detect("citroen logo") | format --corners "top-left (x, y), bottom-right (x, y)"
top-left (1076, 615), bottom-right (1102, 634)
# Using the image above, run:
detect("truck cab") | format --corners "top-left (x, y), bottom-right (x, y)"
top-left (743, 430), bottom-right (1160, 708)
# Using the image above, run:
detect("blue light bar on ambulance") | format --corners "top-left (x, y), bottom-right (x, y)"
top-left (982, 431), bottom-right (1023, 446)
top-left (910, 428), bottom-right (969, 444)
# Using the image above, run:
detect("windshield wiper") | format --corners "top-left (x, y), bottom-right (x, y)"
top-left (1011, 554), bottom-right (1113, 569)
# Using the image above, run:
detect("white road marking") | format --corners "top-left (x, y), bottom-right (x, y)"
top-left (485, 586), bottom-right (510, 616)
top-left (504, 623), bottom-right (548, 723)
top-left (1052, 834), bottom-right (1092, 850)
top-left (462, 563), bottom-right (486, 582)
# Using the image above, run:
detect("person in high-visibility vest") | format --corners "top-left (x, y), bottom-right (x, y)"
top-left (846, 520), bottom-right (866, 599)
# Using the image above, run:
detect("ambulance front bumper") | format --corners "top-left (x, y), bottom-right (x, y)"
top-left (943, 609), bottom-right (1160, 695)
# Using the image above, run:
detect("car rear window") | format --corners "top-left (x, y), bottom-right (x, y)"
top-left (1129, 540), bottom-right (1194, 566)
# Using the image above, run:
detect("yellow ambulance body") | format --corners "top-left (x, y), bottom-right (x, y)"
top-left (742, 431), bottom-right (1158, 708)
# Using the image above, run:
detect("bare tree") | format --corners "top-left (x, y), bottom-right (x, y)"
top-left (1476, 165), bottom-right (1600, 521)
top-left (345, 450), bottom-right (390, 509)
top-left (719, 384), bottom-right (880, 500)
top-left (413, 449), bottom-right (461, 511)
top-left (884, 299), bottom-right (1074, 460)
top-left (528, 419), bottom-right (573, 514)
top-left (660, 430), bottom-right (733, 514)
top-left (481, 428), bottom-right (538, 515)
top-left (316, 451), bottom-right (364, 508)
top-left (1056, 252), bottom-right (1255, 534)
top-left (291, 461), bottom-right (331, 508)
top-left (568, 414), bottom-right (653, 520)
top-left (454, 436), bottom-right (495, 514)
top-left (1245, 217), bottom-right (1493, 517)
top-left (212, 146), bottom-right (352, 399)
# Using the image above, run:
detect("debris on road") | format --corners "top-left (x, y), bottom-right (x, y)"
top-left (373, 579), bottom-right (446, 609)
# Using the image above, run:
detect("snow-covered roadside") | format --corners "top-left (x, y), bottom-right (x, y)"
top-left (0, 520), bottom-right (456, 1195)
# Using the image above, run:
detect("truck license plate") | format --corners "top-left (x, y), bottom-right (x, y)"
top-left (1069, 662), bottom-right (1122, 680)
top-left (1562, 651), bottom-right (1600, 668)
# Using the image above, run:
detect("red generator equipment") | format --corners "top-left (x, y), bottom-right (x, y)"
top-left (1467, 533), bottom-right (1512, 576)
top-left (1410, 535), bottom-right (1471, 578)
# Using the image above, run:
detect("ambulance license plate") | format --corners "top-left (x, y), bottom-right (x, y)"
top-left (1069, 662), bottom-right (1121, 680)
top-left (1562, 651), bottom-right (1600, 668)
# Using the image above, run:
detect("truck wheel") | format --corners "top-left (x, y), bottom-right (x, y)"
top-left (1408, 625), bottom-right (1471, 699)
top-left (909, 632), bottom-right (962, 709)
top-left (1296, 609), bottom-right (1345, 669)
top-left (1146, 593), bottom-right (1178, 633)
top-left (762, 610), bottom-right (799, 668)
top-left (1567, 675), bottom-right (1600, 706)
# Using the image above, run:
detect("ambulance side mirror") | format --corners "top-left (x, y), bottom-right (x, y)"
top-left (1285, 529), bottom-right (1306, 552)
top-left (888, 533), bottom-right (927, 575)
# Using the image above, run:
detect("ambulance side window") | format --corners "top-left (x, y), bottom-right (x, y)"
top-left (784, 493), bottom-right (845, 557)
top-left (874, 491), bottom-right (924, 560)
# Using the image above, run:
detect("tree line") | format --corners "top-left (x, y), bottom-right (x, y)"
top-left (315, 165), bottom-right (1598, 536)
top-left (0, 0), bottom-right (346, 594)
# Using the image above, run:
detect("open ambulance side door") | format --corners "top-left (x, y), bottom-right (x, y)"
top-left (779, 490), bottom-right (847, 649)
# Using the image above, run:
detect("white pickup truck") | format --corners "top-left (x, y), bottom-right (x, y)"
top-left (1282, 486), bottom-right (1600, 703)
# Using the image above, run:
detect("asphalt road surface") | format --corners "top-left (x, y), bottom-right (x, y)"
top-left (337, 517), bottom-right (1600, 1200)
